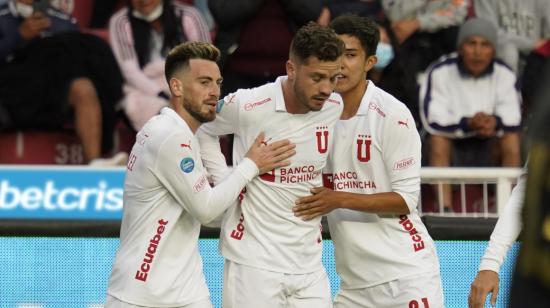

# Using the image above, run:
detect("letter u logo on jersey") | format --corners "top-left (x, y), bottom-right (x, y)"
top-left (356, 135), bottom-right (371, 162)
top-left (316, 127), bottom-right (329, 154)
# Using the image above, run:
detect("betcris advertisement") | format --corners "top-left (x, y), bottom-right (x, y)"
top-left (0, 166), bottom-right (125, 220)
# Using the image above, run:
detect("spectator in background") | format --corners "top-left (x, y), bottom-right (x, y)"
top-left (208, 0), bottom-right (327, 96)
top-left (109, 0), bottom-right (211, 131)
top-left (473, 0), bottom-right (550, 74)
top-left (368, 18), bottom-right (421, 127)
top-left (419, 17), bottom-right (522, 212)
top-left (382, 0), bottom-right (468, 82)
top-left (0, 0), bottom-right (125, 165)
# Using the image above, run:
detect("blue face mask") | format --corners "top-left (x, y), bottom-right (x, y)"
top-left (374, 42), bottom-right (394, 70)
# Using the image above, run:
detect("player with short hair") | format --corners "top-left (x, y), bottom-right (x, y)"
top-left (105, 41), bottom-right (295, 308)
top-left (198, 22), bottom-right (345, 308)
top-left (293, 15), bottom-right (444, 308)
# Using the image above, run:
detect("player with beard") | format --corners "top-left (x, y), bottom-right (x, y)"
top-left (198, 22), bottom-right (344, 308)
top-left (105, 42), bottom-right (295, 308)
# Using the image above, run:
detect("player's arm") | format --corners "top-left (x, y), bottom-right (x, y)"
top-left (293, 110), bottom-right (419, 220)
top-left (468, 170), bottom-right (526, 308)
top-left (293, 188), bottom-right (409, 220)
top-left (157, 132), bottom-right (295, 224)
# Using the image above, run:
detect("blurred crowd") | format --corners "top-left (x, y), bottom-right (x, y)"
top-left (0, 0), bottom-right (548, 173)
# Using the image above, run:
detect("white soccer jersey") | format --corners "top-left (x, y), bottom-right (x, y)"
top-left (326, 82), bottom-right (440, 289)
top-left (200, 76), bottom-right (344, 274)
top-left (107, 107), bottom-right (258, 307)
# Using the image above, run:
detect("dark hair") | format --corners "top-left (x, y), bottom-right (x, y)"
top-left (128, 0), bottom-right (185, 68)
top-left (289, 22), bottom-right (344, 64)
top-left (165, 42), bottom-right (220, 82)
top-left (329, 14), bottom-right (380, 57)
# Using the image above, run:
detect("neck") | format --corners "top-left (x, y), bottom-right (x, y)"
top-left (340, 79), bottom-right (368, 120)
top-left (282, 78), bottom-right (308, 114)
top-left (171, 100), bottom-right (200, 133)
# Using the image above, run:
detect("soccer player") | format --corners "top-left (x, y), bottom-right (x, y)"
top-left (468, 170), bottom-right (526, 308)
top-left (292, 15), bottom-right (444, 307)
top-left (198, 22), bottom-right (345, 308)
top-left (105, 42), bottom-right (296, 308)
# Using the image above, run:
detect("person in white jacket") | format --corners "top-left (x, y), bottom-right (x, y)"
top-left (109, 0), bottom-right (211, 131)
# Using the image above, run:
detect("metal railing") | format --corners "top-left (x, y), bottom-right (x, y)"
top-left (419, 167), bottom-right (523, 218)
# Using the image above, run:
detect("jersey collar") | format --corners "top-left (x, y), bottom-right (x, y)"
top-left (274, 76), bottom-right (288, 112)
top-left (160, 107), bottom-right (193, 134)
top-left (356, 80), bottom-right (377, 116)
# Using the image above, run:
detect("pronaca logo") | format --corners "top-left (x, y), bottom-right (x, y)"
top-left (316, 126), bottom-right (329, 154)
top-left (135, 219), bottom-right (169, 282)
top-left (356, 134), bottom-right (371, 162)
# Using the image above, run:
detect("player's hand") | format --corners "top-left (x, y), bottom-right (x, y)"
top-left (245, 132), bottom-right (295, 175)
top-left (293, 187), bottom-right (342, 220)
top-left (468, 270), bottom-right (499, 308)
top-left (19, 12), bottom-right (51, 40)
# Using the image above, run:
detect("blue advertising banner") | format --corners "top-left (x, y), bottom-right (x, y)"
top-left (0, 166), bottom-right (126, 220)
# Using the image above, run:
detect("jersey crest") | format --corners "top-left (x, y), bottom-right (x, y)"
top-left (356, 134), bottom-right (371, 163)
top-left (315, 126), bottom-right (329, 154)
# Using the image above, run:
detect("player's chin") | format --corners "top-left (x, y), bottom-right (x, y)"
top-left (199, 111), bottom-right (216, 123)
top-left (309, 99), bottom-right (326, 111)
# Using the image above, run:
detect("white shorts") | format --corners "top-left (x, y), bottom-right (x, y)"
top-left (104, 295), bottom-right (213, 308)
top-left (334, 271), bottom-right (444, 308)
top-left (223, 260), bottom-right (332, 308)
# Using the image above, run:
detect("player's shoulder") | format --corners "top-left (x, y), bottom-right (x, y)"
top-left (324, 92), bottom-right (344, 111)
top-left (220, 82), bottom-right (276, 109)
top-left (370, 84), bottom-right (412, 119)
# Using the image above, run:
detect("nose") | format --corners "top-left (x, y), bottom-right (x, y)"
top-left (319, 79), bottom-right (334, 96)
top-left (210, 83), bottom-right (221, 99)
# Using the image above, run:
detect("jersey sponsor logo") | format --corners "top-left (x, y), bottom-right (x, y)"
top-left (315, 126), bottom-right (329, 154)
top-left (135, 219), bottom-right (169, 282)
top-left (326, 98), bottom-right (341, 105)
top-left (244, 98), bottom-right (271, 111)
top-left (368, 102), bottom-right (386, 117)
top-left (180, 141), bottom-right (192, 151)
top-left (230, 213), bottom-right (245, 240)
top-left (398, 215), bottom-right (425, 252)
top-left (179, 157), bottom-right (195, 173)
top-left (332, 171), bottom-right (377, 190)
top-left (260, 166), bottom-right (322, 183)
top-left (322, 173), bottom-right (334, 189)
top-left (193, 175), bottom-right (208, 193)
top-left (394, 157), bottom-right (415, 170)
top-left (398, 118), bottom-right (410, 128)
top-left (127, 153), bottom-right (137, 171)
top-left (356, 134), bottom-right (372, 162)
top-left (259, 169), bottom-right (276, 182)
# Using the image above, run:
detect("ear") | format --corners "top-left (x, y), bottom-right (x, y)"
top-left (365, 55), bottom-right (377, 73)
top-left (286, 60), bottom-right (295, 80)
top-left (169, 78), bottom-right (183, 97)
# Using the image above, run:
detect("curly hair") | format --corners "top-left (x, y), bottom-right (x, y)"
top-left (164, 42), bottom-right (220, 82)
top-left (289, 22), bottom-right (345, 64)
top-left (329, 14), bottom-right (380, 57)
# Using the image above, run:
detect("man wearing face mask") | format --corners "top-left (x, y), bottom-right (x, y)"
top-left (109, 0), bottom-right (211, 132)
top-left (367, 21), bottom-right (421, 127)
